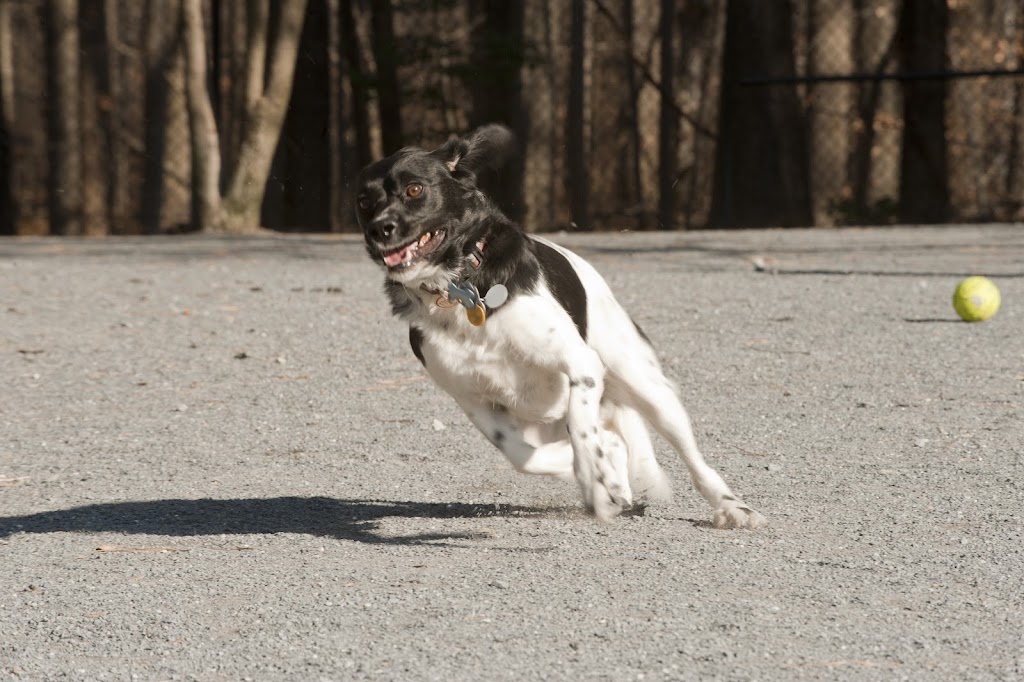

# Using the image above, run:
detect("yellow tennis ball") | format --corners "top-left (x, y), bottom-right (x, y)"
top-left (952, 276), bottom-right (1001, 322)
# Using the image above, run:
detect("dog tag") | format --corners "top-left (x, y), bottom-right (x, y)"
top-left (466, 304), bottom-right (486, 326)
top-left (483, 284), bottom-right (508, 309)
top-left (447, 282), bottom-right (481, 309)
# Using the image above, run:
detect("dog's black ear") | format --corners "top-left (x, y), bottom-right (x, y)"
top-left (432, 124), bottom-right (517, 180)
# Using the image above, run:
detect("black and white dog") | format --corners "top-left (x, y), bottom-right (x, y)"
top-left (356, 125), bottom-right (765, 528)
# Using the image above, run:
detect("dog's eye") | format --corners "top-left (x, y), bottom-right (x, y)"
top-left (406, 183), bottom-right (424, 199)
top-left (357, 196), bottom-right (372, 211)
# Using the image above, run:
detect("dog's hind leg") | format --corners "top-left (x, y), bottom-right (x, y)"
top-left (609, 406), bottom-right (671, 504)
top-left (608, 366), bottom-right (767, 529)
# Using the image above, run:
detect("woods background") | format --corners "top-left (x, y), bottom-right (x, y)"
top-left (0, 0), bottom-right (1022, 236)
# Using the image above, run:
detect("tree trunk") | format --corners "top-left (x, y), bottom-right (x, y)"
top-left (217, 0), bottom-right (249, 176)
top-left (326, 0), bottom-right (346, 231)
top-left (468, 1), bottom-right (526, 222)
top-left (1007, 75), bottom-right (1023, 221)
top-left (341, 0), bottom-right (372, 171)
top-left (0, 0), bottom-right (13, 234)
top-left (844, 0), bottom-right (896, 223)
top-left (46, 0), bottom-right (83, 235)
top-left (807, 0), bottom-right (852, 226)
top-left (141, 0), bottom-right (181, 233)
top-left (80, 0), bottom-right (109, 235)
top-left (102, 0), bottom-right (126, 232)
top-left (244, 0), bottom-right (269, 112)
top-left (657, 0), bottom-right (676, 229)
top-left (219, 0), bottom-right (308, 233)
top-left (278, 0), bottom-right (329, 231)
top-left (520, 0), bottom-right (556, 233)
top-left (623, 0), bottom-right (646, 230)
top-left (182, 0), bottom-right (223, 230)
top-left (370, 0), bottom-right (401, 154)
top-left (897, 0), bottom-right (950, 224)
top-left (566, 0), bottom-right (589, 231)
top-left (710, 0), bottom-right (811, 228)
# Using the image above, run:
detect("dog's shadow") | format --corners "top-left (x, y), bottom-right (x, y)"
top-left (0, 497), bottom-right (578, 548)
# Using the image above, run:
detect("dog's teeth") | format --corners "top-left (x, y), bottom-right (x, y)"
top-left (419, 232), bottom-right (431, 246)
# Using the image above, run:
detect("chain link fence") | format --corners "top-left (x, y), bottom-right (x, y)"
top-left (792, 0), bottom-right (1024, 226)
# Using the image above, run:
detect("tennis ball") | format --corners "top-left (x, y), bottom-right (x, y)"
top-left (952, 276), bottom-right (1001, 322)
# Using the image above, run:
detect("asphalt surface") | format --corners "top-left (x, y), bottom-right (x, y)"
top-left (1, 225), bottom-right (1022, 681)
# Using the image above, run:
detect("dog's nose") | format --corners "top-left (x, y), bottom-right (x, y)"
top-left (367, 220), bottom-right (395, 243)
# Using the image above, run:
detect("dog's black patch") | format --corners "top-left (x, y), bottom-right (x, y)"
top-left (409, 326), bottom-right (426, 366)
top-left (533, 241), bottom-right (587, 340)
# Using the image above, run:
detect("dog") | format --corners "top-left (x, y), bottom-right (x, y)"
top-left (355, 124), bottom-right (765, 528)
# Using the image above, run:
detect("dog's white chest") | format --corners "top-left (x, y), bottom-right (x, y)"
top-left (419, 313), bottom-right (570, 423)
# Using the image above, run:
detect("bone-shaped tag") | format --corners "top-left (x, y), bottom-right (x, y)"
top-left (447, 282), bottom-right (481, 309)
top-left (446, 282), bottom-right (508, 325)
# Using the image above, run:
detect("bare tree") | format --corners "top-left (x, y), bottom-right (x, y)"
top-left (341, 0), bottom-right (373, 172)
top-left (846, 0), bottom-right (898, 224)
top-left (370, 0), bottom-right (402, 154)
top-left (46, 0), bottom-right (83, 235)
top-left (657, 0), bottom-right (676, 229)
top-left (566, 0), bottom-right (589, 230)
top-left (326, 0), bottom-right (347, 232)
top-left (897, 0), bottom-right (950, 223)
top-left (182, 0), bottom-right (308, 233)
top-left (268, 0), bottom-right (331, 231)
top-left (1007, 11), bottom-right (1024, 220)
top-left (182, 0), bottom-right (221, 230)
top-left (623, 0), bottom-right (646, 229)
top-left (710, 0), bottom-right (811, 227)
top-left (806, 0), bottom-right (853, 225)
top-left (0, 0), bottom-right (13, 234)
top-left (80, 1), bottom-right (112, 235)
top-left (141, 0), bottom-right (182, 233)
top-left (521, 0), bottom-right (558, 232)
top-left (468, 1), bottom-right (526, 221)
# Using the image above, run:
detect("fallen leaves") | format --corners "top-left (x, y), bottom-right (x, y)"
top-left (93, 542), bottom-right (254, 554)
top-left (95, 545), bottom-right (191, 554)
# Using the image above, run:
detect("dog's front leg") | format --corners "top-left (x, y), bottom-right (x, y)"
top-left (561, 349), bottom-right (633, 520)
top-left (459, 397), bottom-right (633, 518)
top-left (457, 399), bottom-right (575, 480)
top-left (488, 298), bottom-right (631, 519)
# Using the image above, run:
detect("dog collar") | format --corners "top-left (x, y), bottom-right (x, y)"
top-left (467, 238), bottom-right (486, 270)
top-left (421, 238), bottom-right (508, 326)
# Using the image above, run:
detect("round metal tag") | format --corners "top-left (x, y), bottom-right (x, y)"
top-left (484, 284), bottom-right (508, 309)
top-left (466, 304), bottom-right (486, 326)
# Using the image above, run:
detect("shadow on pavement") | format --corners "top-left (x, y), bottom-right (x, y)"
top-left (0, 496), bottom-right (577, 547)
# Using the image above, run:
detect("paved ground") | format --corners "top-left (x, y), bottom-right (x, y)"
top-left (1, 225), bottom-right (1022, 681)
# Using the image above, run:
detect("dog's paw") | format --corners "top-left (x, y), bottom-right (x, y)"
top-left (575, 432), bottom-right (635, 521)
top-left (579, 468), bottom-right (633, 521)
top-left (577, 463), bottom-right (632, 522)
top-left (712, 500), bottom-right (767, 529)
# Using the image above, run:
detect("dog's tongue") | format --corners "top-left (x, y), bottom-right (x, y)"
top-left (383, 244), bottom-right (412, 268)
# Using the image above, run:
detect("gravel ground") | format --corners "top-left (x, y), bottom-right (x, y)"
top-left (1, 225), bottom-right (1022, 681)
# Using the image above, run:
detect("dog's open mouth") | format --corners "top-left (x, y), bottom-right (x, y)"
top-left (381, 230), bottom-right (446, 270)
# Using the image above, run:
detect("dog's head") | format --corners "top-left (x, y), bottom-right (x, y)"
top-left (355, 124), bottom-right (516, 286)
